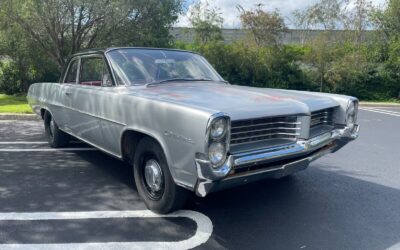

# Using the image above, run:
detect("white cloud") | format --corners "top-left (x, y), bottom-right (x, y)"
top-left (175, 0), bottom-right (388, 28)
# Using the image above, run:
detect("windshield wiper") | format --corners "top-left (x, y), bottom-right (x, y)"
top-left (146, 78), bottom-right (214, 86)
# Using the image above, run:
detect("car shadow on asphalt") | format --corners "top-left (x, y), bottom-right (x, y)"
top-left (0, 150), bottom-right (145, 213)
top-left (1, 149), bottom-right (400, 249)
top-left (74, 151), bottom-right (400, 249)
top-left (188, 166), bottom-right (400, 250)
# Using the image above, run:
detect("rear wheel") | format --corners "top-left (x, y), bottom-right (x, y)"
top-left (44, 111), bottom-right (70, 148)
top-left (133, 137), bottom-right (189, 214)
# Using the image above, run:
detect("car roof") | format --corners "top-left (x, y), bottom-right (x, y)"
top-left (72, 47), bottom-right (199, 57)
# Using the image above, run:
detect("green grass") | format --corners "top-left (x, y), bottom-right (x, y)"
top-left (0, 94), bottom-right (33, 113)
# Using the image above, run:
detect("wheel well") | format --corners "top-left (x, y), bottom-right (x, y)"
top-left (121, 130), bottom-right (161, 165)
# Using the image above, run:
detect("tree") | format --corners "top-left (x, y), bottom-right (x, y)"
top-left (238, 4), bottom-right (288, 47)
top-left (0, 21), bottom-right (59, 92)
top-left (371, 0), bottom-right (400, 98)
top-left (295, 0), bottom-right (348, 30)
top-left (292, 0), bottom-right (348, 44)
top-left (0, 0), bottom-right (182, 70)
top-left (372, 0), bottom-right (400, 40)
top-left (188, 0), bottom-right (224, 44)
top-left (303, 34), bottom-right (336, 92)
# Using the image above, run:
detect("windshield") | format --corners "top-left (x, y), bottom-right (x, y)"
top-left (107, 49), bottom-right (224, 86)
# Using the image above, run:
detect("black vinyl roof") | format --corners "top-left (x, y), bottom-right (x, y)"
top-left (72, 47), bottom-right (198, 57)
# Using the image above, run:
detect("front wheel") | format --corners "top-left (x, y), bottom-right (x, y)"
top-left (44, 111), bottom-right (70, 148)
top-left (133, 137), bottom-right (189, 214)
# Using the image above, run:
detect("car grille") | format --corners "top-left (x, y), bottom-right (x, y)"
top-left (310, 108), bottom-right (335, 128)
top-left (230, 116), bottom-right (301, 146)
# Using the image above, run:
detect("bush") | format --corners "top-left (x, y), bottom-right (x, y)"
top-left (175, 41), bottom-right (311, 91)
top-left (0, 61), bottom-right (23, 95)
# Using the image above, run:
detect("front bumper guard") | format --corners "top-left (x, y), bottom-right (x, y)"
top-left (195, 124), bottom-right (359, 197)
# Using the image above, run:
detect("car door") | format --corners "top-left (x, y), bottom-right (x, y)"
top-left (57, 57), bottom-right (80, 132)
top-left (67, 55), bottom-right (112, 148)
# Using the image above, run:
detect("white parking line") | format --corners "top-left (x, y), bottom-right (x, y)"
top-left (361, 107), bottom-right (400, 114)
top-left (0, 148), bottom-right (97, 152)
top-left (0, 141), bottom-right (48, 145)
top-left (360, 107), bottom-right (400, 117)
top-left (0, 210), bottom-right (213, 250)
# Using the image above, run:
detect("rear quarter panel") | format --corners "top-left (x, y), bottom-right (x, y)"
top-left (27, 82), bottom-right (67, 125)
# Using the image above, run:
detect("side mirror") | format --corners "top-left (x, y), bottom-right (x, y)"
top-left (102, 74), bottom-right (113, 87)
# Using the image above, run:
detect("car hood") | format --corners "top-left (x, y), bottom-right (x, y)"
top-left (129, 82), bottom-right (339, 121)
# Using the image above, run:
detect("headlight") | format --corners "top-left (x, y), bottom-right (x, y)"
top-left (346, 101), bottom-right (358, 126)
top-left (206, 114), bottom-right (230, 168)
top-left (210, 117), bottom-right (227, 139)
top-left (208, 142), bottom-right (226, 165)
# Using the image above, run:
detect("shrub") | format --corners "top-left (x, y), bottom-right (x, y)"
top-left (0, 61), bottom-right (23, 95)
top-left (175, 41), bottom-right (311, 91)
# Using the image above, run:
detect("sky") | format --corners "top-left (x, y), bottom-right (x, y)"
top-left (176, 0), bottom-right (388, 28)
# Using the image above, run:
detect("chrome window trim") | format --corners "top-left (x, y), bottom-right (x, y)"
top-left (78, 54), bottom-right (116, 87)
top-left (62, 57), bottom-right (81, 84)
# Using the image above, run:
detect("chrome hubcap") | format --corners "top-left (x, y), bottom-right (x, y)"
top-left (49, 118), bottom-right (55, 136)
top-left (144, 159), bottom-right (163, 192)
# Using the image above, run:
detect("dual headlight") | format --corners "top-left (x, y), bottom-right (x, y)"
top-left (346, 100), bottom-right (359, 127)
top-left (207, 116), bottom-right (230, 168)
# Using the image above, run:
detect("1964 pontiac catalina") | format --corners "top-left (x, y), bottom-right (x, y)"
top-left (28, 47), bottom-right (359, 213)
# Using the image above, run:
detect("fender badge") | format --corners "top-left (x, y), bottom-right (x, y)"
top-left (164, 130), bottom-right (195, 144)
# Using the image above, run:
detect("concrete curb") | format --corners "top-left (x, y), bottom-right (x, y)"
top-left (0, 113), bottom-right (40, 121)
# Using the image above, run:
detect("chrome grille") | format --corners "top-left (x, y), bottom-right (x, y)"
top-left (230, 116), bottom-right (300, 146)
top-left (311, 108), bottom-right (334, 128)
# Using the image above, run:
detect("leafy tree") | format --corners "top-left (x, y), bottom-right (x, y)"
top-left (238, 4), bottom-right (288, 47)
top-left (303, 33), bottom-right (336, 92)
top-left (372, 0), bottom-right (400, 39)
top-left (188, 0), bottom-right (224, 44)
top-left (347, 0), bottom-right (373, 45)
top-left (0, 0), bottom-right (182, 70)
top-left (294, 0), bottom-right (348, 30)
top-left (371, 0), bottom-right (400, 98)
top-left (292, 0), bottom-right (348, 44)
top-left (0, 21), bottom-right (59, 93)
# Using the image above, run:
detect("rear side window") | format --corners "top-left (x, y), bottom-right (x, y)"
top-left (80, 57), bottom-right (105, 87)
top-left (64, 60), bottom-right (79, 83)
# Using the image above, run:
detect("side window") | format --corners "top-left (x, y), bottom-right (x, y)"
top-left (64, 60), bottom-right (79, 84)
top-left (80, 57), bottom-right (103, 87)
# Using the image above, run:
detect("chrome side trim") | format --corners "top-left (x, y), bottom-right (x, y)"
top-left (59, 128), bottom-right (123, 159)
top-left (46, 102), bottom-right (127, 126)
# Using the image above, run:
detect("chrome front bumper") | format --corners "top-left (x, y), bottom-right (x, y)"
top-left (195, 124), bottom-right (359, 197)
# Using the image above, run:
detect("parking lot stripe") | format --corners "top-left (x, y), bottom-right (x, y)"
top-left (360, 108), bottom-right (400, 117)
top-left (0, 148), bottom-right (97, 152)
top-left (0, 141), bottom-right (48, 145)
top-left (0, 210), bottom-right (213, 250)
top-left (361, 107), bottom-right (400, 114)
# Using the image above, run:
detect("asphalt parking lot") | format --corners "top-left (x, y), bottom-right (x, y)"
top-left (0, 106), bottom-right (400, 249)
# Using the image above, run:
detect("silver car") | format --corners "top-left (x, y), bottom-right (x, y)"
top-left (28, 47), bottom-right (359, 213)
